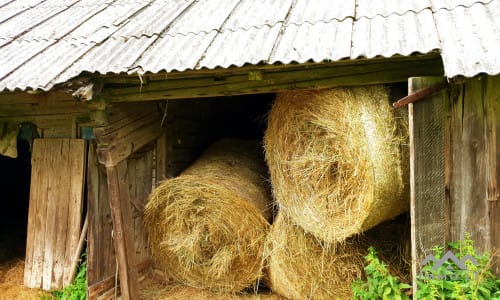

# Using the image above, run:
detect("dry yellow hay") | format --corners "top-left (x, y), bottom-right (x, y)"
top-left (145, 139), bottom-right (272, 293)
top-left (264, 86), bottom-right (409, 243)
top-left (141, 282), bottom-right (285, 300)
top-left (0, 259), bottom-right (53, 299)
top-left (265, 213), bottom-right (409, 300)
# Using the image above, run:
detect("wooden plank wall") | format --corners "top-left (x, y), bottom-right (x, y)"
top-left (24, 139), bottom-right (86, 290)
top-left (87, 142), bottom-right (157, 299)
top-left (0, 91), bottom-right (90, 138)
top-left (447, 76), bottom-right (499, 273)
top-left (163, 100), bottom-right (212, 178)
top-left (410, 75), bottom-right (500, 291)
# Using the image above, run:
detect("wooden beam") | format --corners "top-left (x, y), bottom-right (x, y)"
top-left (94, 104), bottom-right (163, 167)
top-left (105, 162), bottom-right (139, 300)
top-left (103, 55), bottom-right (444, 102)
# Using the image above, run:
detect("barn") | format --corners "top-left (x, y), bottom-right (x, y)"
top-left (0, 0), bottom-right (498, 299)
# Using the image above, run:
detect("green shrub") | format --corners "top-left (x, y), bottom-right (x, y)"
top-left (415, 234), bottom-right (500, 300)
top-left (352, 246), bottom-right (411, 300)
top-left (50, 256), bottom-right (87, 300)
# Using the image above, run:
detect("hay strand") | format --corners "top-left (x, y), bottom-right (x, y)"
top-left (145, 139), bottom-right (271, 292)
top-left (264, 86), bottom-right (409, 243)
top-left (265, 213), bottom-right (409, 300)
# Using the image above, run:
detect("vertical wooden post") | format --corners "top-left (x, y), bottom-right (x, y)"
top-left (106, 161), bottom-right (139, 300)
top-left (409, 77), bottom-right (449, 294)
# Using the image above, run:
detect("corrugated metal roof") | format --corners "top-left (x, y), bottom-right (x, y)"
top-left (0, 0), bottom-right (498, 92)
top-left (434, 1), bottom-right (500, 77)
top-left (351, 9), bottom-right (440, 59)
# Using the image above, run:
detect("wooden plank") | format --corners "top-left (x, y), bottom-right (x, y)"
top-left (24, 141), bottom-right (48, 288)
top-left (486, 75), bottom-right (500, 274)
top-left (87, 143), bottom-right (117, 286)
top-left (155, 130), bottom-right (167, 183)
top-left (106, 162), bottom-right (139, 300)
top-left (104, 56), bottom-right (444, 102)
top-left (94, 104), bottom-right (163, 167)
top-left (47, 140), bottom-right (70, 290)
top-left (131, 151), bottom-right (153, 262)
top-left (455, 78), bottom-right (489, 248)
top-left (63, 140), bottom-right (87, 285)
top-left (97, 119), bottom-right (162, 166)
top-left (42, 140), bottom-right (58, 290)
top-left (24, 139), bottom-right (86, 290)
top-left (409, 77), bottom-right (448, 293)
top-left (88, 260), bottom-right (153, 300)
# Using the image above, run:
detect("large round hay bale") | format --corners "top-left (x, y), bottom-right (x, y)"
top-left (265, 213), bottom-right (408, 300)
top-left (264, 86), bottom-right (409, 243)
top-left (144, 139), bottom-right (271, 293)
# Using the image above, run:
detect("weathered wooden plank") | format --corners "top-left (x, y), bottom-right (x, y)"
top-left (457, 78), bottom-right (489, 248)
top-left (486, 75), bottom-right (500, 274)
top-left (130, 150), bottom-right (153, 262)
top-left (104, 56), bottom-right (444, 102)
top-left (87, 260), bottom-right (153, 300)
top-left (63, 140), bottom-right (87, 285)
top-left (94, 104), bottom-right (158, 137)
top-left (156, 131), bottom-right (167, 183)
top-left (409, 77), bottom-right (448, 293)
top-left (24, 142), bottom-right (47, 288)
top-left (97, 120), bottom-right (162, 167)
top-left (94, 104), bottom-right (163, 167)
top-left (87, 143), bottom-right (116, 286)
top-left (105, 162), bottom-right (139, 300)
top-left (49, 140), bottom-right (70, 289)
top-left (24, 139), bottom-right (86, 290)
top-left (0, 101), bottom-right (89, 117)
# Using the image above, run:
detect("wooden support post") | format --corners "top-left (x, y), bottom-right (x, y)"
top-left (409, 77), bottom-right (449, 295)
top-left (106, 162), bottom-right (139, 300)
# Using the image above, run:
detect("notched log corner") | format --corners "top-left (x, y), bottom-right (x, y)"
top-left (72, 81), bottom-right (104, 102)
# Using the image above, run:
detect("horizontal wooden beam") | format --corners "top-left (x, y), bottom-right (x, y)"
top-left (104, 55), bottom-right (444, 102)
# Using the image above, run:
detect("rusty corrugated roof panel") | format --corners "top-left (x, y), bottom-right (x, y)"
top-left (0, 0), bottom-right (498, 92)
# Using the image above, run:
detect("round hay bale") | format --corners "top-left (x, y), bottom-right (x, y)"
top-left (264, 86), bottom-right (409, 243)
top-left (145, 139), bottom-right (272, 293)
top-left (265, 213), bottom-right (408, 300)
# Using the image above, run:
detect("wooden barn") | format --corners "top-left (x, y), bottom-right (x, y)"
top-left (0, 0), bottom-right (498, 299)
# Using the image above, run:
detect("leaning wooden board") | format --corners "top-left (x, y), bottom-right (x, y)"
top-left (24, 139), bottom-right (86, 290)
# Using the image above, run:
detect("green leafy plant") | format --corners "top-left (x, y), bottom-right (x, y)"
top-left (50, 255), bottom-right (87, 300)
top-left (416, 234), bottom-right (500, 300)
top-left (352, 246), bottom-right (411, 300)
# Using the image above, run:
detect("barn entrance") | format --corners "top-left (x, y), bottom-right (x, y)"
top-left (0, 139), bottom-right (31, 278)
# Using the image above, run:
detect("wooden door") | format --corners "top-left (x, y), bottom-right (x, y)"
top-left (24, 139), bottom-right (86, 290)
